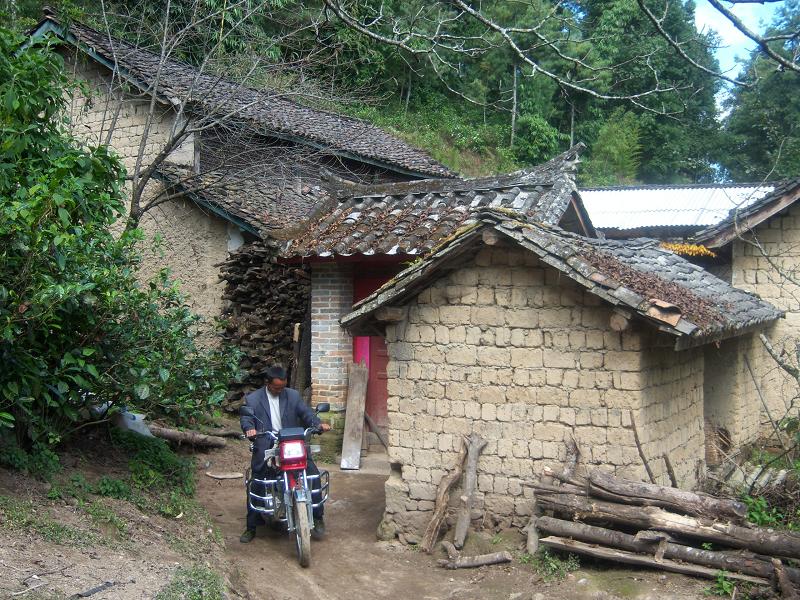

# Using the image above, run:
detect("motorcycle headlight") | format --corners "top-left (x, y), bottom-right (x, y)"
top-left (280, 440), bottom-right (305, 461)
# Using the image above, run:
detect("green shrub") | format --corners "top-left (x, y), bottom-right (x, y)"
top-left (0, 26), bottom-right (241, 463)
top-left (521, 548), bottom-right (580, 581)
top-left (111, 430), bottom-right (195, 496)
top-left (0, 442), bottom-right (61, 480)
top-left (97, 475), bottom-right (132, 500)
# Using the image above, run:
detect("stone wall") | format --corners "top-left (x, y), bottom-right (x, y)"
top-left (703, 334), bottom-right (764, 451)
top-left (62, 51), bottom-right (230, 334)
top-left (731, 203), bottom-right (800, 429)
top-left (380, 245), bottom-right (707, 537)
top-left (310, 263), bottom-right (354, 407)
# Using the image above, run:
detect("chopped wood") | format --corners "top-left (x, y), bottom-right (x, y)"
top-left (201, 429), bottom-right (244, 439)
top-left (535, 492), bottom-right (800, 559)
top-left (218, 242), bottom-right (311, 407)
top-left (663, 453), bottom-right (678, 488)
top-left (148, 425), bottom-right (226, 448)
top-left (454, 433), bottom-right (487, 550)
top-left (205, 472), bottom-right (243, 480)
top-left (629, 412), bottom-right (656, 484)
top-left (420, 440), bottom-right (468, 553)
top-left (541, 537), bottom-right (769, 585)
top-left (524, 516), bottom-right (540, 555)
top-left (773, 559), bottom-right (799, 600)
top-left (528, 481), bottom-right (588, 496)
top-left (588, 470), bottom-right (748, 522)
top-left (440, 540), bottom-right (460, 560)
top-left (437, 551), bottom-right (513, 570)
top-left (536, 516), bottom-right (800, 584)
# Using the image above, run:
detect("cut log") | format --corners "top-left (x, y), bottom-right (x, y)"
top-left (205, 471), bottom-right (243, 480)
top-left (420, 440), bottom-right (468, 553)
top-left (535, 492), bottom-right (800, 559)
top-left (587, 470), bottom-right (748, 522)
top-left (562, 436), bottom-right (580, 479)
top-left (340, 361), bottom-right (368, 470)
top-left (453, 433), bottom-right (487, 550)
top-left (773, 559), bottom-right (799, 600)
top-left (629, 412), bottom-right (656, 484)
top-left (663, 453), bottom-right (678, 488)
top-left (535, 516), bottom-right (800, 584)
top-left (437, 551), bottom-right (513, 570)
top-left (540, 537), bottom-right (768, 585)
top-left (440, 540), bottom-right (460, 560)
top-left (149, 425), bottom-right (226, 448)
top-left (524, 515), bottom-right (540, 555)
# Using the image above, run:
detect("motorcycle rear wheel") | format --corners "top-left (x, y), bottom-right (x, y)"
top-left (293, 500), bottom-right (311, 568)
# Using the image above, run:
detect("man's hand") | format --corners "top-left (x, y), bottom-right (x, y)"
top-left (245, 428), bottom-right (257, 439)
top-left (319, 423), bottom-right (331, 432)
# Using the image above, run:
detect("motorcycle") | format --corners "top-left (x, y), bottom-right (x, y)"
top-left (240, 403), bottom-right (330, 567)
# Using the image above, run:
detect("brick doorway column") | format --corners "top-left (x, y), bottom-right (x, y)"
top-left (310, 263), bottom-right (353, 408)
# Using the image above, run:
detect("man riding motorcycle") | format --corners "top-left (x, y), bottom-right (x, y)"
top-left (239, 365), bottom-right (330, 543)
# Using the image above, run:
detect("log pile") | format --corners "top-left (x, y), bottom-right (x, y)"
top-left (530, 466), bottom-right (800, 596)
top-left (218, 241), bottom-right (310, 405)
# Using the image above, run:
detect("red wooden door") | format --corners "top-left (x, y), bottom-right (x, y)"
top-left (353, 277), bottom-right (391, 429)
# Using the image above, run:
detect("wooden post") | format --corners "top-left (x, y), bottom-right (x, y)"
top-left (453, 433), bottom-right (487, 549)
top-left (630, 411), bottom-right (657, 484)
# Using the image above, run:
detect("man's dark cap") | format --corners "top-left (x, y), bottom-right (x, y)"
top-left (262, 365), bottom-right (287, 381)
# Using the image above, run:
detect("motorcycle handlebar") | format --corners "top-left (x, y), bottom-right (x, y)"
top-left (246, 426), bottom-right (323, 441)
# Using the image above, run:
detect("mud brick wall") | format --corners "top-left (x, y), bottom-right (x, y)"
top-left (703, 333), bottom-right (764, 450)
top-left (61, 51), bottom-right (229, 339)
top-left (310, 263), bottom-right (353, 407)
top-left (731, 202), bottom-right (800, 430)
top-left (380, 245), bottom-right (707, 537)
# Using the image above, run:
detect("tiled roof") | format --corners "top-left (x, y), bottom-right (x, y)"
top-left (342, 211), bottom-right (782, 348)
top-left (284, 146), bottom-right (585, 257)
top-left (154, 166), bottom-right (330, 237)
top-left (35, 17), bottom-right (454, 178)
top-left (693, 178), bottom-right (800, 248)
top-left (579, 184), bottom-right (774, 232)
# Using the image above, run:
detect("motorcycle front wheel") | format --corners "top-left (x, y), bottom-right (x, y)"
top-left (293, 500), bottom-right (311, 568)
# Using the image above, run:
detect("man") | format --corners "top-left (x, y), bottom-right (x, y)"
top-left (239, 365), bottom-right (331, 543)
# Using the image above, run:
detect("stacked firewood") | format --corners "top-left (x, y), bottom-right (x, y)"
top-left (217, 242), bottom-right (310, 405)
top-left (529, 466), bottom-right (800, 596)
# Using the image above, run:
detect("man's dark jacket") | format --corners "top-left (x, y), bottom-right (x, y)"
top-left (240, 386), bottom-right (320, 472)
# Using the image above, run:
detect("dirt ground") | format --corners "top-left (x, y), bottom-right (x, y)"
top-left (199, 435), bottom-right (711, 600)
top-left (0, 429), bottom-right (715, 599)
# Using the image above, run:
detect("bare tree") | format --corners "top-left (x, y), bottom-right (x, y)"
top-left (54, 0), bottom-right (392, 232)
top-left (319, 0), bottom-right (797, 111)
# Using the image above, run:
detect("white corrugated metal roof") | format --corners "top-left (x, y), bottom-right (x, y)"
top-left (579, 184), bottom-right (774, 230)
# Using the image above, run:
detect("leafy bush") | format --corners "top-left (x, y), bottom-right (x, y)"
top-left (520, 548), bottom-right (580, 581)
top-left (0, 27), bottom-right (241, 465)
top-left (111, 430), bottom-right (195, 497)
top-left (744, 495), bottom-right (784, 528)
top-left (97, 475), bottom-right (132, 500)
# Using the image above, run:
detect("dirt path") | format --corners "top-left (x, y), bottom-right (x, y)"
top-left (197, 439), bottom-right (710, 600)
